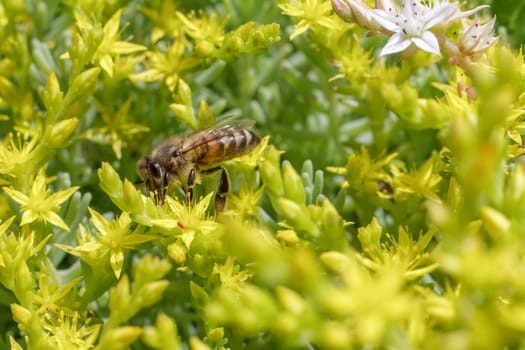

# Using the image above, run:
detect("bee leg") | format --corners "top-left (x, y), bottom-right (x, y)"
top-left (217, 168), bottom-right (230, 212)
top-left (159, 171), bottom-right (169, 206)
top-left (187, 168), bottom-right (196, 205)
top-left (202, 166), bottom-right (229, 213)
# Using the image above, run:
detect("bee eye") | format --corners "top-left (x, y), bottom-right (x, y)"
top-left (148, 162), bottom-right (162, 179)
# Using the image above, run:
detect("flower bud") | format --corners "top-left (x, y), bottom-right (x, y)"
top-left (16, 264), bottom-right (34, 302)
top-left (276, 229), bottom-right (300, 244)
top-left (122, 179), bottom-right (143, 212)
top-left (426, 199), bottom-right (450, 228)
top-left (104, 326), bottom-right (143, 346)
top-left (197, 100), bottom-right (214, 126)
top-left (98, 162), bottom-right (124, 200)
top-left (259, 146), bottom-right (285, 198)
top-left (142, 314), bottom-right (180, 349)
top-left (224, 34), bottom-right (243, 52)
top-left (190, 281), bottom-right (209, 307)
top-left (252, 28), bottom-right (266, 47)
top-left (44, 117), bottom-right (78, 148)
top-left (10, 304), bottom-right (32, 325)
top-left (274, 314), bottom-right (298, 336)
top-left (169, 103), bottom-right (187, 119)
top-left (275, 286), bottom-right (305, 314)
top-left (42, 70), bottom-right (63, 114)
top-left (321, 199), bottom-right (341, 229)
top-left (168, 242), bottom-right (187, 264)
top-left (260, 23), bottom-right (280, 45)
top-left (189, 336), bottom-right (211, 350)
top-left (508, 164), bottom-right (525, 204)
top-left (169, 79), bottom-right (197, 129)
top-left (68, 67), bottom-right (100, 99)
top-left (155, 313), bottom-right (178, 334)
top-left (425, 293), bottom-right (455, 321)
top-left (195, 40), bottom-right (215, 57)
top-left (332, 0), bottom-right (354, 22)
top-left (357, 217), bottom-right (382, 248)
top-left (0, 76), bottom-right (15, 100)
top-left (177, 78), bottom-right (192, 105)
top-left (140, 281), bottom-right (170, 307)
top-left (206, 327), bottom-right (225, 344)
top-left (110, 275), bottom-right (131, 309)
top-left (278, 198), bottom-right (320, 237)
top-left (320, 251), bottom-right (351, 275)
top-left (480, 206), bottom-right (511, 239)
top-left (282, 161), bottom-right (306, 204)
top-left (322, 322), bottom-right (352, 349)
top-left (134, 254), bottom-right (172, 282)
top-left (236, 21), bottom-right (254, 40)
top-left (332, 0), bottom-right (377, 29)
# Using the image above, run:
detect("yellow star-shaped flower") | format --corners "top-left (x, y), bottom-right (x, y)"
top-left (4, 172), bottom-right (79, 231)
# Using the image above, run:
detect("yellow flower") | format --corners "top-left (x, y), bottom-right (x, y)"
top-left (33, 263), bottom-right (82, 317)
top-left (71, 10), bottom-right (146, 77)
top-left (176, 10), bottom-right (226, 44)
top-left (90, 209), bottom-right (155, 279)
top-left (4, 171), bottom-right (79, 231)
top-left (41, 310), bottom-right (101, 350)
top-left (80, 99), bottom-right (149, 159)
top-left (226, 181), bottom-right (265, 218)
top-left (392, 155), bottom-right (442, 201)
top-left (279, 0), bottom-right (338, 39)
top-left (0, 133), bottom-right (40, 182)
top-left (57, 210), bottom-right (155, 279)
top-left (151, 193), bottom-right (219, 248)
top-left (130, 40), bottom-right (200, 91)
top-left (212, 256), bottom-right (251, 290)
top-left (140, 0), bottom-right (184, 42)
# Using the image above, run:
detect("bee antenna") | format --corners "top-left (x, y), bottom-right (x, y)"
top-left (134, 179), bottom-right (144, 185)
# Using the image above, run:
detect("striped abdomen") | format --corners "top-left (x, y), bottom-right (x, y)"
top-left (192, 129), bottom-right (260, 165)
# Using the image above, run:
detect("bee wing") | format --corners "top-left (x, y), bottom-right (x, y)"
top-left (180, 116), bottom-right (255, 154)
top-left (191, 116), bottom-right (255, 134)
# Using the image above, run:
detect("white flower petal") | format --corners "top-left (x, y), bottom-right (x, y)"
top-left (375, 0), bottom-right (397, 13)
top-left (474, 36), bottom-right (497, 53)
top-left (423, 3), bottom-right (457, 29)
top-left (369, 9), bottom-right (402, 32)
top-left (459, 18), bottom-right (482, 50)
top-left (402, 0), bottom-right (429, 19)
top-left (479, 17), bottom-right (497, 37)
top-left (459, 17), bottom-right (497, 55)
top-left (380, 32), bottom-right (412, 55)
top-left (451, 5), bottom-right (490, 22)
top-left (412, 30), bottom-right (441, 56)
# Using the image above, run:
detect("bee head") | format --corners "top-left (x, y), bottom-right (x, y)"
top-left (136, 157), bottom-right (170, 204)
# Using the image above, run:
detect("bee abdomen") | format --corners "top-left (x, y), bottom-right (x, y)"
top-left (226, 129), bottom-right (260, 158)
top-left (199, 129), bottom-right (260, 164)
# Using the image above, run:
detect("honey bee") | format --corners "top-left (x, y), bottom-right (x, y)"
top-left (137, 117), bottom-right (260, 211)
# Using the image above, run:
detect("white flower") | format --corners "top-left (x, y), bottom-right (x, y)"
top-left (441, 1), bottom-right (490, 24)
top-left (458, 17), bottom-right (497, 58)
top-left (370, 0), bottom-right (459, 56)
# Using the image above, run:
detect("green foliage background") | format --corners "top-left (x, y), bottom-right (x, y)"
top-left (1, 0), bottom-right (525, 349)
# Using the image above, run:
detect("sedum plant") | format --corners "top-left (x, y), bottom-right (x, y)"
top-left (0, 0), bottom-right (524, 349)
